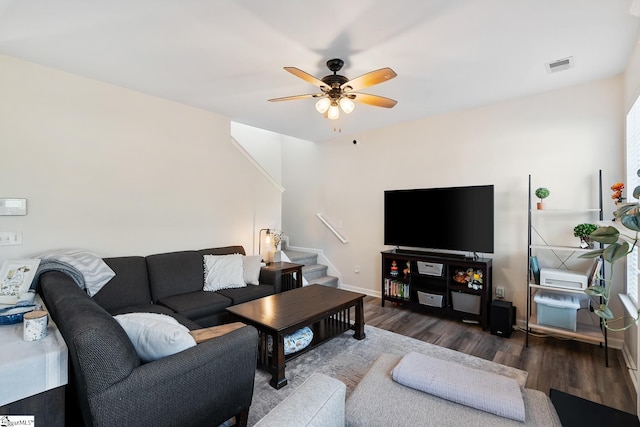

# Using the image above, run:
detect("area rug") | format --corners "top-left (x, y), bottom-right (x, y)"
top-left (247, 324), bottom-right (527, 425)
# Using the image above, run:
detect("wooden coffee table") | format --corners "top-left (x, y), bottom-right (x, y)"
top-left (226, 284), bottom-right (366, 389)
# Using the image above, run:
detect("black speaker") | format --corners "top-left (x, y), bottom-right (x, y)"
top-left (490, 300), bottom-right (514, 338)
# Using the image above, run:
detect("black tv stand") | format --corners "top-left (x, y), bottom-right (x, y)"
top-left (393, 248), bottom-right (469, 260)
top-left (381, 250), bottom-right (493, 329)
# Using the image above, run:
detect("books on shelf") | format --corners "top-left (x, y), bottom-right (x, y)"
top-left (384, 278), bottom-right (410, 299)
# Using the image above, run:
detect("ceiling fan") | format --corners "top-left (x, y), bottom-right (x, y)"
top-left (268, 58), bottom-right (397, 120)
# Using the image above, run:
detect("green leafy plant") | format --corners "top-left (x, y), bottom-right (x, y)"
top-left (574, 223), bottom-right (598, 248)
top-left (573, 223), bottom-right (598, 238)
top-left (580, 170), bottom-right (640, 331)
top-left (535, 187), bottom-right (550, 201)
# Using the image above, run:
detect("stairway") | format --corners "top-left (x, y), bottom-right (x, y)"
top-left (282, 248), bottom-right (339, 288)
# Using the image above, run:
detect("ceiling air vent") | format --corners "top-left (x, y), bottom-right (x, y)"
top-left (545, 56), bottom-right (574, 74)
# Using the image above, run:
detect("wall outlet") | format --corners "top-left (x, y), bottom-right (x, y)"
top-left (0, 231), bottom-right (22, 246)
top-left (496, 287), bottom-right (505, 298)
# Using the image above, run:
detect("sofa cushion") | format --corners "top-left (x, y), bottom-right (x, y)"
top-left (93, 257), bottom-right (151, 312)
top-left (146, 251), bottom-right (205, 302)
top-left (346, 353), bottom-right (562, 427)
top-left (217, 284), bottom-right (275, 304)
top-left (157, 290), bottom-right (232, 320)
top-left (254, 372), bottom-right (346, 427)
top-left (203, 254), bottom-right (245, 292)
top-left (114, 313), bottom-right (197, 363)
top-left (243, 255), bottom-right (262, 285)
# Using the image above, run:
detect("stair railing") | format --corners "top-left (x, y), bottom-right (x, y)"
top-left (316, 213), bottom-right (348, 243)
top-left (231, 136), bottom-right (285, 193)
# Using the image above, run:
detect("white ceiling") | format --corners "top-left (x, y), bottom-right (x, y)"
top-left (1, 0), bottom-right (639, 142)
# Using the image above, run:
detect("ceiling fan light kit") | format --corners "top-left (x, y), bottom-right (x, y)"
top-left (269, 58), bottom-right (397, 121)
top-left (315, 97), bottom-right (331, 114)
top-left (339, 97), bottom-right (355, 114)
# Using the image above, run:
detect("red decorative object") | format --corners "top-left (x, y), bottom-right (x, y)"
top-left (390, 260), bottom-right (398, 277)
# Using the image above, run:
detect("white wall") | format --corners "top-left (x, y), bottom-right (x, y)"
top-left (282, 76), bottom-right (625, 341)
top-left (0, 55), bottom-right (282, 259)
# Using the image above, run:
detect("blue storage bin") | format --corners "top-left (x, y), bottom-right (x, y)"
top-left (534, 291), bottom-right (585, 331)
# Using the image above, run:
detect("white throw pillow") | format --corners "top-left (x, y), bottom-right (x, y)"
top-left (114, 313), bottom-right (196, 363)
top-left (243, 255), bottom-right (262, 285)
top-left (203, 254), bottom-right (246, 292)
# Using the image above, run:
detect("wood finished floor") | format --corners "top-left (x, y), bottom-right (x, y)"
top-left (362, 296), bottom-right (638, 415)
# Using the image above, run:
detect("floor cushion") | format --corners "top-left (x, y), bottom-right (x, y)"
top-left (268, 326), bottom-right (314, 355)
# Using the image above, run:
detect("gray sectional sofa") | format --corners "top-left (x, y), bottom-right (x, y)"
top-left (38, 245), bottom-right (280, 427)
top-left (91, 245), bottom-right (280, 327)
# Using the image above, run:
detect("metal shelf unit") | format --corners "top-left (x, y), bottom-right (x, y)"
top-left (526, 170), bottom-right (608, 366)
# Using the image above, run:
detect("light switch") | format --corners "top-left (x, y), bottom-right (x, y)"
top-left (0, 232), bottom-right (22, 246)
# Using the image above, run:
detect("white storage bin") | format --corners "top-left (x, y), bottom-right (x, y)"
top-left (534, 291), bottom-right (584, 331)
top-left (417, 291), bottom-right (444, 308)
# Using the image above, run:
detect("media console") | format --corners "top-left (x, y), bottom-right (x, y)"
top-left (381, 249), bottom-right (493, 329)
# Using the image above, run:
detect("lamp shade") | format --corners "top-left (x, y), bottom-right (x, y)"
top-left (328, 103), bottom-right (340, 120)
top-left (315, 98), bottom-right (331, 114)
top-left (339, 97), bottom-right (355, 114)
top-left (258, 228), bottom-right (272, 260)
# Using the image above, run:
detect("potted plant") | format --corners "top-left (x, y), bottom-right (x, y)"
top-left (535, 187), bottom-right (550, 209)
top-left (581, 170), bottom-right (640, 331)
top-left (573, 223), bottom-right (598, 249)
top-left (611, 182), bottom-right (625, 205)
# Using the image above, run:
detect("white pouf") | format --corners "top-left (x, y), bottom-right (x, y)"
top-left (268, 326), bottom-right (314, 355)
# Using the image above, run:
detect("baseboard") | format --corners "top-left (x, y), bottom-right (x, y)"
top-left (339, 282), bottom-right (380, 298)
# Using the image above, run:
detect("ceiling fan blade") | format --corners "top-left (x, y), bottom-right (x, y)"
top-left (268, 93), bottom-right (325, 102)
top-left (351, 93), bottom-right (398, 108)
top-left (342, 67), bottom-right (397, 92)
top-left (284, 67), bottom-right (329, 89)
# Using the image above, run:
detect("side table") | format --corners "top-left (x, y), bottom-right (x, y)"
top-left (260, 262), bottom-right (304, 292)
top-left (0, 295), bottom-right (68, 427)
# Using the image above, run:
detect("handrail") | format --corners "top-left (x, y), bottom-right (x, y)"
top-left (230, 136), bottom-right (286, 193)
top-left (316, 213), bottom-right (348, 244)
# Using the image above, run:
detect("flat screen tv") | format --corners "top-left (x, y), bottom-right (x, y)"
top-left (384, 185), bottom-right (494, 254)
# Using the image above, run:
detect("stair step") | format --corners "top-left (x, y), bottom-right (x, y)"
top-left (302, 264), bottom-right (327, 281)
top-left (283, 249), bottom-right (317, 266)
top-left (283, 249), bottom-right (339, 288)
top-left (307, 275), bottom-right (339, 288)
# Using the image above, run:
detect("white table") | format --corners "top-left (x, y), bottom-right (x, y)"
top-left (0, 296), bottom-right (68, 425)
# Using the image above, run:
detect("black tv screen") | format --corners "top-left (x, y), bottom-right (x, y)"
top-left (384, 185), bottom-right (494, 254)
